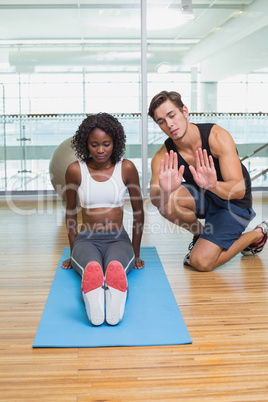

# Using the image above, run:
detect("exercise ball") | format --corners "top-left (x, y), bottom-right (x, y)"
top-left (49, 137), bottom-right (77, 199)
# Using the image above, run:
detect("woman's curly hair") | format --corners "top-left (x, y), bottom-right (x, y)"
top-left (71, 113), bottom-right (126, 164)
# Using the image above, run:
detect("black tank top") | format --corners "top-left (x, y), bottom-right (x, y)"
top-left (164, 123), bottom-right (252, 209)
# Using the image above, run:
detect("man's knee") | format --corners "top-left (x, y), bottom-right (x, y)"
top-left (190, 254), bottom-right (215, 272)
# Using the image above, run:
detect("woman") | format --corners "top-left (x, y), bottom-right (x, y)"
top-left (61, 113), bottom-right (144, 326)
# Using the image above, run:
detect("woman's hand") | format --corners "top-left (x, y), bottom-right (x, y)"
top-left (134, 257), bottom-right (145, 270)
top-left (61, 258), bottom-right (73, 270)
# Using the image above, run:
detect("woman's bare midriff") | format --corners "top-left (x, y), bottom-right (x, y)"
top-left (80, 206), bottom-right (124, 231)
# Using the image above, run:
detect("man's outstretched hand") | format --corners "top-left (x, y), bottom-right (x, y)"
top-left (189, 148), bottom-right (217, 190)
top-left (159, 150), bottom-right (185, 194)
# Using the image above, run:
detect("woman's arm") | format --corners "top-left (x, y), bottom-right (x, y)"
top-left (123, 159), bottom-right (145, 269)
top-left (61, 161), bottom-right (81, 269)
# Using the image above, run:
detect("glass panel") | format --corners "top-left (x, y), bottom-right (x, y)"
top-left (0, 1), bottom-right (142, 193)
top-left (0, 2), bottom-right (268, 194)
top-left (1, 112), bottom-right (267, 192)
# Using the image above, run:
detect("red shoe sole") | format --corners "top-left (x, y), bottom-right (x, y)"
top-left (82, 261), bottom-right (104, 294)
top-left (106, 261), bottom-right (127, 292)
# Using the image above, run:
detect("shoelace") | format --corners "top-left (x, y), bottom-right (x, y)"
top-left (251, 248), bottom-right (257, 257)
top-left (188, 240), bottom-right (195, 252)
top-left (188, 235), bottom-right (200, 251)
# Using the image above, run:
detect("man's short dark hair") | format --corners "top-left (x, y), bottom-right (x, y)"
top-left (148, 90), bottom-right (185, 121)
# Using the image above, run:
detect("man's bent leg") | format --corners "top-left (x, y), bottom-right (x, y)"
top-left (159, 184), bottom-right (204, 236)
top-left (190, 227), bottom-right (265, 272)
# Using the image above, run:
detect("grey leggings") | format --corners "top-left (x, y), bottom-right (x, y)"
top-left (71, 229), bottom-right (135, 278)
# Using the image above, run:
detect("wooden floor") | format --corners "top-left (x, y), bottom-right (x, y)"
top-left (0, 194), bottom-right (268, 401)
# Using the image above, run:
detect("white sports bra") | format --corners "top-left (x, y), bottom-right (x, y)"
top-left (77, 160), bottom-right (127, 209)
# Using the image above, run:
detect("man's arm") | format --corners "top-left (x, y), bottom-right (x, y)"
top-left (150, 151), bottom-right (164, 209)
top-left (189, 125), bottom-right (246, 200)
top-left (150, 148), bottom-right (184, 209)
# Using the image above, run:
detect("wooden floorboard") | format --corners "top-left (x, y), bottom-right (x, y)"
top-left (0, 194), bottom-right (268, 401)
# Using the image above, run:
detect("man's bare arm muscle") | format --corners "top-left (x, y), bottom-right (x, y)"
top-left (209, 125), bottom-right (246, 200)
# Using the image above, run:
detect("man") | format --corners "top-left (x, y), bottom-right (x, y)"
top-left (148, 90), bottom-right (267, 271)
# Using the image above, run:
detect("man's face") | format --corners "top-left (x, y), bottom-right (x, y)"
top-left (154, 99), bottom-right (189, 141)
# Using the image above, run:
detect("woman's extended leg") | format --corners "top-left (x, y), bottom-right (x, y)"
top-left (72, 232), bottom-right (105, 326)
top-left (103, 230), bottom-right (135, 325)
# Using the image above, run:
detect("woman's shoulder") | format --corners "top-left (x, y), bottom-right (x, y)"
top-left (66, 160), bottom-right (81, 173)
top-left (121, 158), bottom-right (139, 184)
top-left (121, 158), bottom-right (137, 171)
top-left (65, 160), bottom-right (81, 183)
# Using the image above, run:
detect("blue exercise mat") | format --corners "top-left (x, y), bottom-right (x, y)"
top-left (33, 247), bottom-right (192, 348)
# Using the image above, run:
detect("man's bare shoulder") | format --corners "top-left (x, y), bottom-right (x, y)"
top-left (152, 144), bottom-right (167, 162)
top-left (210, 124), bottom-right (237, 158)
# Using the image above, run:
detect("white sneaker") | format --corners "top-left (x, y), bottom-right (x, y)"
top-left (183, 235), bottom-right (200, 266)
top-left (241, 219), bottom-right (268, 256)
top-left (105, 261), bottom-right (128, 326)
top-left (82, 261), bottom-right (105, 326)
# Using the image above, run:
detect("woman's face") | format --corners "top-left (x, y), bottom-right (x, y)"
top-left (87, 128), bottom-right (114, 163)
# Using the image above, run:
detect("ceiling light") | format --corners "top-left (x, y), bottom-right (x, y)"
top-left (157, 63), bottom-right (171, 74)
top-left (233, 10), bottom-right (243, 17)
top-left (181, 0), bottom-right (194, 20)
top-left (147, 8), bottom-right (188, 30)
